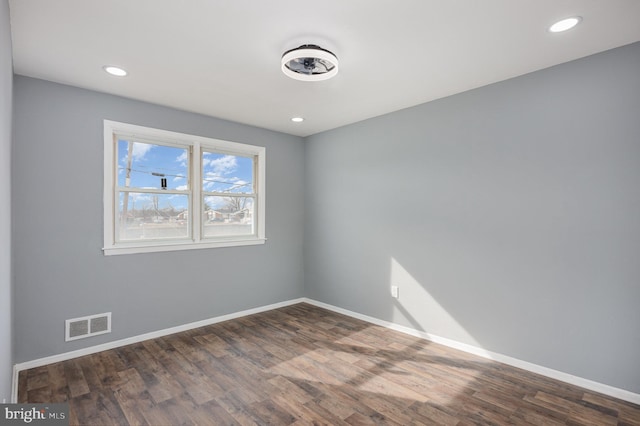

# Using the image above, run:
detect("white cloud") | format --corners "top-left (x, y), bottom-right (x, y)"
top-left (229, 179), bottom-right (249, 191)
top-left (176, 185), bottom-right (188, 191)
top-left (207, 155), bottom-right (237, 176)
top-left (176, 151), bottom-right (188, 167)
top-left (132, 142), bottom-right (153, 160)
top-left (120, 142), bottom-right (153, 166)
top-left (120, 193), bottom-right (152, 207)
top-left (203, 178), bottom-right (221, 192)
top-left (204, 196), bottom-right (226, 209)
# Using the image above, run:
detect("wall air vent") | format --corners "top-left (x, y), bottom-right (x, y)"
top-left (65, 312), bottom-right (112, 342)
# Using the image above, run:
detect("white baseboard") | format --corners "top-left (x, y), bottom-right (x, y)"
top-left (12, 296), bottom-right (640, 406)
top-left (300, 298), bottom-right (640, 406)
top-left (10, 364), bottom-right (18, 404)
top-left (11, 298), bottom-right (305, 402)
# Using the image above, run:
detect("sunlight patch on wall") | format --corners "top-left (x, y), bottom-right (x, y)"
top-left (390, 257), bottom-right (481, 348)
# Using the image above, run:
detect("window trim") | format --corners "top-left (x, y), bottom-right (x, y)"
top-left (103, 120), bottom-right (266, 255)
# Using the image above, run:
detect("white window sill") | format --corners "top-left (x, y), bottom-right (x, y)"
top-left (103, 238), bottom-right (266, 256)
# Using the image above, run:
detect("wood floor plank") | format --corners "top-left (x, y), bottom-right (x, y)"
top-left (215, 390), bottom-right (263, 425)
top-left (17, 303), bottom-right (640, 425)
top-left (46, 362), bottom-right (70, 403)
top-left (406, 400), bottom-right (462, 425)
top-left (64, 360), bottom-right (90, 398)
top-left (25, 366), bottom-right (49, 391)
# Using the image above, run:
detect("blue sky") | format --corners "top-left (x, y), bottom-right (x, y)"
top-left (117, 140), bottom-right (253, 212)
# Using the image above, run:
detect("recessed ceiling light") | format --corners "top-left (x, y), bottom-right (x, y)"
top-left (549, 17), bottom-right (582, 33)
top-left (282, 45), bottom-right (338, 82)
top-left (291, 117), bottom-right (304, 123)
top-left (103, 65), bottom-right (128, 77)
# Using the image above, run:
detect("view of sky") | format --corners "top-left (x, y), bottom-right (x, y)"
top-left (117, 139), bottom-right (254, 213)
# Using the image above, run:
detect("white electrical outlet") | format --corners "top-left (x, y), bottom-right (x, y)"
top-left (391, 285), bottom-right (399, 298)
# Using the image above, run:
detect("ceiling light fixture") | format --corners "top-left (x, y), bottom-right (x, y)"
top-left (549, 16), bottom-right (582, 33)
top-left (282, 45), bottom-right (338, 82)
top-left (291, 117), bottom-right (304, 123)
top-left (103, 65), bottom-right (128, 77)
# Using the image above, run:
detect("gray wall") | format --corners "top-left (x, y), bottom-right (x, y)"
top-left (12, 76), bottom-right (305, 362)
top-left (305, 42), bottom-right (640, 393)
top-left (9, 39), bottom-right (640, 396)
top-left (0, 0), bottom-right (13, 402)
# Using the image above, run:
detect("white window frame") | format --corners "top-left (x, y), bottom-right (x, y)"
top-left (103, 120), bottom-right (266, 255)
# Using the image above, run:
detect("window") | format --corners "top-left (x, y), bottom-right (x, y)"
top-left (103, 120), bottom-right (265, 255)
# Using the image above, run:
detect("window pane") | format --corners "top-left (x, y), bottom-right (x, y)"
top-left (118, 192), bottom-right (189, 240)
top-left (202, 152), bottom-right (253, 194)
top-left (203, 196), bottom-right (254, 237)
top-left (117, 140), bottom-right (189, 190)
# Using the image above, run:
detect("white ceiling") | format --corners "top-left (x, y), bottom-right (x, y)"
top-left (8, 0), bottom-right (640, 137)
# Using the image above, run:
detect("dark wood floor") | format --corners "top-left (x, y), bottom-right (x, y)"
top-left (19, 303), bottom-right (640, 425)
